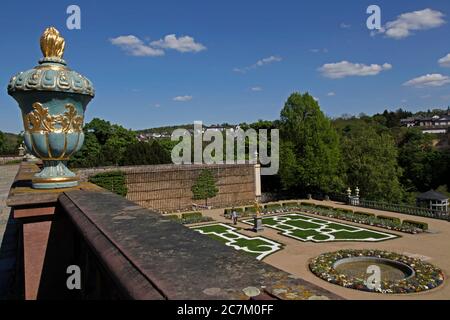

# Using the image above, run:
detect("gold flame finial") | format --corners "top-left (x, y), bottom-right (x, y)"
top-left (40, 27), bottom-right (65, 59)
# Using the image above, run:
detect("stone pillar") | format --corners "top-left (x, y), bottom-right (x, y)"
top-left (254, 164), bottom-right (261, 202)
top-left (7, 162), bottom-right (103, 299)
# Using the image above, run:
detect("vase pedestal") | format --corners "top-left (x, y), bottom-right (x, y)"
top-left (253, 216), bottom-right (264, 232)
top-left (32, 160), bottom-right (79, 189)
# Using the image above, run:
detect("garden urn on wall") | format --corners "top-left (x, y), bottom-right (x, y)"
top-left (7, 27), bottom-right (94, 189)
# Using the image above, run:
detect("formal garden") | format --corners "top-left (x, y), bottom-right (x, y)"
top-left (242, 213), bottom-right (397, 243)
top-left (191, 223), bottom-right (282, 260)
top-left (224, 201), bottom-right (429, 234)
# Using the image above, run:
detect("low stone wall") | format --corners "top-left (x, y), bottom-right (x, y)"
top-left (77, 164), bottom-right (257, 212)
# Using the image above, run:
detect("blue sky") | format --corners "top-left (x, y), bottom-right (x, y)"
top-left (1, 0), bottom-right (450, 133)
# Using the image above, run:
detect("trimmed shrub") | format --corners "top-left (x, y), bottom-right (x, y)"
top-left (180, 216), bottom-right (214, 225)
top-left (265, 203), bottom-right (283, 211)
top-left (354, 211), bottom-right (376, 219)
top-left (402, 220), bottom-right (429, 231)
top-left (283, 202), bottom-right (300, 208)
top-left (165, 215), bottom-right (180, 221)
top-left (244, 206), bottom-right (257, 213)
top-left (299, 202), bottom-right (314, 207)
top-left (182, 212), bottom-right (203, 219)
top-left (377, 215), bottom-right (401, 224)
top-left (316, 204), bottom-right (333, 210)
top-left (336, 208), bottom-right (353, 215)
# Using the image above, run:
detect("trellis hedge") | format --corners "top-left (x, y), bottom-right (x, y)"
top-left (89, 171), bottom-right (128, 197)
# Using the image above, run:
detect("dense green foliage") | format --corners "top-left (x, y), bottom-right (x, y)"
top-left (0, 131), bottom-right (5, 154)
top-left (69, 118), bottom-right (173, 168)
top-left (191, 169), bottom-right (219, 205)
top-left (66, 96), bottom-right (449, 206)
top-left (0, 131), bottom-right (22, 155)
top-left (88, 171), bottom-right (128, 197)
top-left (279, 93), bottom-right (342, 193)
top-left (338, 121), bottom-right (403, 202)
top-left (122, 141), bottom-right (171, 166)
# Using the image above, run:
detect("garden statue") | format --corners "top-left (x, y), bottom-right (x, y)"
top-left (7, 27), bottom-right (94, 189)
top-left (18, 144), bottom-right (25, 157)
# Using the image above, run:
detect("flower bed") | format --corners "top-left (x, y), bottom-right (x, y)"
top-left (224, 203), bottom-right (428, 234)
top-left (310, 250), bottom-right (444, 294)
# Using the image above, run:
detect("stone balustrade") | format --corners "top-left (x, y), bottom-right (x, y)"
top-left (4, 162), bottom-right (341, 300)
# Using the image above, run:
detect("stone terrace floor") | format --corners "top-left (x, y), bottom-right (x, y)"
top-left (0, 164), bottom-right (19, 300)
top-left (198, 201), bottom-right (450, 300)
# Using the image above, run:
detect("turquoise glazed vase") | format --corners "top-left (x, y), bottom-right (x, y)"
top-left (7, 27), bottom-right (94, 189)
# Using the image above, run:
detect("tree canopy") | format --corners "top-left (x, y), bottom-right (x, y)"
top-left (279, 92), bottom-right (342, 194)
top-left (339, 121), bottom-right (403, 202)
top-left (191, 169), bottom-right (219, 206)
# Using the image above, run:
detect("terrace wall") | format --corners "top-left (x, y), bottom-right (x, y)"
top-left (77, 164), bottom-right (257, 212)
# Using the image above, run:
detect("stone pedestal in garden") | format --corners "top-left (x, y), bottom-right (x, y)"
top-left (253, 216), bottom-right (264, 232)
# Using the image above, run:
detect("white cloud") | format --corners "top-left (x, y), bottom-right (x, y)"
top-left (234, 55), bottom-right (282, 73)
top-left (403, 74), bottom-right (450, 88)
top-left (255, 56), bottom-right (282, 66)
top-left (173, 95), bottom-right (193, 102)
top-left (438, 53), bottom-right (450, 67)
top-left (154, 103), bottom-right (161, 108)
top-left (380, 8), bottom-right (445, 39)
top-left (251, 86), bottom-right (263, 92)
top-left (327, 92), bottom-right (336, 96)
top-left (111, 34), bottom-right (205, 56)
top-left (310, 48), bottom-right (328, 54)
top-left (318, 61), bottom-right (392, 79)
top-left (340, 23), bottom-right (351, 29)
top-left (110, 35), bottom-right (164, 56)
top-left (150, 34), bottom-right (206, 53)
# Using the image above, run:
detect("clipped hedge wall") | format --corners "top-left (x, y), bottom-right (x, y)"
top-left (402, 220), bottom-right (429, 231)
top-left (354, 211), bottom-right (376, 219)
top-left (377, 215), bottom-right (401, 224)
top-left (165, 214), bottom-right (180, 221)
top-left (336, 208), bottom-right (353, 214)
top-left (89, 171), bottom-right (128, 197)
top-left (182, 212), bottom-right (203, 219)
top-left (316, 204), bottom-right (334, 210)
top-left (244, 206), bottom-right (257, 213)
top-left (283, 202), bottom-right (300, 208)
top-left (265, 203), bottom-right (283, 211)
top-left (299, 202), bottom-right (314, 207)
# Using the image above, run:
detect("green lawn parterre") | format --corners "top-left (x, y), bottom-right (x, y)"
top-left (243, 213), bottom-right (397, 243)
top-left (191, 223), bottom-right (282, 260)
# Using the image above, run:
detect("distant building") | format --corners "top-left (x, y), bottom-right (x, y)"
top-left (416, 190), bottom-right (449, 212)
top-left (401, 108), bottom-right (450, 134)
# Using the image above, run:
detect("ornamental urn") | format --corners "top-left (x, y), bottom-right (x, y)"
top-left (7, 27), bottom-right (94, 189)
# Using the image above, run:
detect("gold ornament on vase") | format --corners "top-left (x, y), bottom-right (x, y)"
top-left (40, 27), bottom-right (65, 59)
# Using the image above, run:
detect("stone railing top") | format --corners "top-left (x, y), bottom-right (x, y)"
top-left (7, 162), bottom-right (103, 209)
top-left (59, 190), bottom-right (342, 300)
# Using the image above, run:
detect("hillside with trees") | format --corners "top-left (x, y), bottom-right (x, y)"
top-left (0, 131), bottom-right (22, 156)
top-left (66, 94), bottom-right (450, 205)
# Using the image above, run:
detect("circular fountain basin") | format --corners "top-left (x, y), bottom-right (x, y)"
top-left (333, 257), bottom-right (415, 282)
